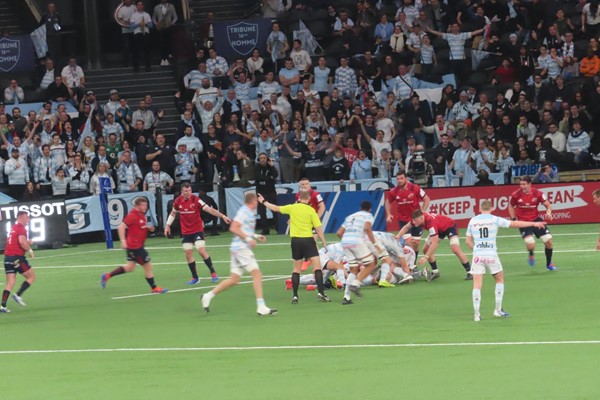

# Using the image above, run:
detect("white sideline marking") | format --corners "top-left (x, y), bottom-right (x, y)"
top-left (1, 340), bottom-right (600, 355)
top-left (110, 276), bottom-right (287, 300)
top-left (34, 249), bottom-right (599, 270)
top-left (36, 259), bottom-right (292, 269)
top-left (32, 231), bottom-right (600, 260)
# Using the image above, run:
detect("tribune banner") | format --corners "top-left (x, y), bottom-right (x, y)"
top-left (386, 182), bottom-right (600, 230)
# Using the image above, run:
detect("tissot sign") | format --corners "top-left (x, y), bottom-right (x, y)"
top-left (213, 18), bottom-right (271, 58)
top-left (0, 36), bottom-right (35, 73)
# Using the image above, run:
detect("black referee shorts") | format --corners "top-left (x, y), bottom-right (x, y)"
top-left (291, 237), bottom-right (319, 261)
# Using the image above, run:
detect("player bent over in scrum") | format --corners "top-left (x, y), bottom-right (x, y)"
top-left (100, 198), bottom-right (168, 294)
top-left (288, 243), bottom-right (348, 290)
top-left (1, 211), bottom-right (36, 313)
top-left (337, 201), bottom-right (381, 304)
top-left (466, 200), bottom-right (547, 321)
top-left (201, 193), bottom-right (276, 316)
top-left (373, 231), bottom-right (415, 287)
top-left (398, 210), bottom-right (471, 281)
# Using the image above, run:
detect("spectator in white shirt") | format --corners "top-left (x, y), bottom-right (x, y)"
top-left (61, 57), bottom-right (86, 103)
top-left (4, 148), bottom-right (29, 199)
top-left (4, 79), bottom-right (24, 105)
top-left (290, 39), bottom-right (312, 77)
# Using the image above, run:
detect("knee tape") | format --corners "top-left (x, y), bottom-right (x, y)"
top-left (524, 236), bottom-right (536, 245)
top-left (540, 234), bottom-right (552, 243)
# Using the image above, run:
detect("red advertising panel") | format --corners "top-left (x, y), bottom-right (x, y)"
top-left (386, 182), bottom-right (600, 230)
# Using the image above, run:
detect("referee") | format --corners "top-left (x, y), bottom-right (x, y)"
top-left (258, 192), bottom-right (330, 304)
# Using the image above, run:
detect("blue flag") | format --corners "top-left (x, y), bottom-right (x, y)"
top-left (444, 161), bottom-right (453, 187)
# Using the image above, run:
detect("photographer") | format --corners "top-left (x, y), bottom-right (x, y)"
top-left (255, 152), bottom-right (278, 235)
top-left (474, 169), bottom-right (495, 186)
top-left (407, 145), bottom-right (433, 186)
top-left (532, 162), bottom-right (559, 184)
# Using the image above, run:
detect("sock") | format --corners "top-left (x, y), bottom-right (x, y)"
top-left (188, 261), bottom-right (198, 279)
top-left (146, 277), bottom-right (156, 289)
top-left (1, 290), bottom-right (9, 307)
top-left (462, 261), bottom-right (471, 272)
top-left (203, 257), bottom-right (216, 274)
top-left (109, 267), bottom-right (125, 278)
top-left (529, 249), bottom-right (534, 256)
top-left (344, 273), bottom-right (356, 300)
top-left (314, 269), bottom-right (325, 295)
top-left (393, 267), bottom-right (407, 278)
top-left (545, 248), bottom-right (553, 265)
top-left (495, 283), bottom-right (504, 312)
top-left (299, 274), bottom-right (316, 285)
top-left (322, 269), bottom-right (332, 283)
top-left (291, 272), bottom-right (300, 297)
top-left (429, 260), bottom-right (438, 270)
top-left (415, 250), bottom-right (419, 259)
top-left (336, 268), bottom-right (346, 285)
top-left (256, 298), bottom-right (265, 307)
top-left (16, 281), bottom-right (31, 297)
top-left (205, 291), bottom-right (216, 301)
top-left (472, 288), bottom-right (481, 316)
top-left (379, 262), bottom-right (390, 282)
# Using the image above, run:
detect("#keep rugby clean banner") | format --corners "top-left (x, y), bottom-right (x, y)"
top-left (386, 182), bottom-right (600, 230)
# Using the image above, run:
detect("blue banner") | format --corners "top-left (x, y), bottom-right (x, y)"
top-left (276, 191), bottom-right (386, 234)
top-left (99, 177), bottom-right (114, 249)
top-left (0, 35), bottom-right (35, 73)
top-left (213, 18), bottom-right (272, 59)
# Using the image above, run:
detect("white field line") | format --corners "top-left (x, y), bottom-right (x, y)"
top-left (110, 276), bottom-right (287, 300)
top-left (34, 249), bottom-right (599, 270)
top-left (32, 231), bottom-right (600, 260)
top-left (1, 340), bottom-right (600, 355)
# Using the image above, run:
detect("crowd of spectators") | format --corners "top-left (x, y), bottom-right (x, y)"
top-left (2, 0), bottom-right (600, 203)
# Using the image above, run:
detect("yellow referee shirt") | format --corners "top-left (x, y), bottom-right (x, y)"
top-left (279, 203), bottom-right (322, 238)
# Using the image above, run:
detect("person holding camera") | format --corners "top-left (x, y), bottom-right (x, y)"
top-left (255, 153), bottom-right (278, 235)
top-left (407, 144), bottom-right (433, 186)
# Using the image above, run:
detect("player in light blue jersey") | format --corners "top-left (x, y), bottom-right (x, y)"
top-left (466, 200), bottom-right (546, 322)
top-left (292, 243), bottom-right (347, 289)
top-left (337, 201), bottom-right (381, 304)
top-left (373, 231), bottom-right (415, 285)
top-left (201, 193), bottom-right (277, 316)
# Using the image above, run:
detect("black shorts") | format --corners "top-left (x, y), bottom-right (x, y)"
top-left (398, 220), bottom-right (424, 238)
top-left (291, 237), bottom-right (319, 261)
top-left (126, 248), bottom-right (151, 265)
top-left (4, 255), bottom-right (31, 275)
top-left (182, 232), bottom-right (205, 244)
top-left (519, 217), bottom-right (551, 239)
top-left (438, 225), bottom-right (459, 240)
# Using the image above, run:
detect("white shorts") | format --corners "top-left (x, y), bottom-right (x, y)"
top-left (230, 248), bottom-right (259, 276)
top-left (342, 242), bottom-right (374, 267)
top-left (470, 255), bottom-right (503, 275)
top-left (368, 240), bottom-right (390, 260)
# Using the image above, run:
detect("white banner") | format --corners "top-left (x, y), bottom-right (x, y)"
top-left (65, 192), bottom-right (157, 234)
top-left (224, 178), bottom-right (394, 220)
top-left (30, 25), bottom-right (47, 59)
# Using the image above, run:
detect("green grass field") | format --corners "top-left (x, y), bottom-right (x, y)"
top-left (1, 224), bottom-right (599, 400)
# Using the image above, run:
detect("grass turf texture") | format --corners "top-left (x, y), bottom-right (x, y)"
top-left (1, 224), bottom-right (599, 399)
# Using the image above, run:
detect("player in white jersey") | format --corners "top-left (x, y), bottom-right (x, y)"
top-left (373, 231), bottom-right (415, 285)
top-left (466, 200), bottom-right (547, 322)
top-left (337, 201), bottom-right (381, 304)
top-left (289, 243), bottom-right (347, 289)
top-left (201, 193), bottom-right (277, 316)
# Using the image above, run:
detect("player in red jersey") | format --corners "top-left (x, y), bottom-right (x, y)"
top-left (385, 171), bottom-right (430, 257)
top-left (1, 211), bottom-right (36, 313)
top-left (164, 182), bottom-right (232, 284)
top-left (295, 178), bottom-right (325, 270)
top-left (397, 210), bottom-right (471, 281)
top-left (593, 189), bottom-right (600, 251)
top-left (100, 198), bottom-right (168, 293)
top-left (508, 176), bottom-right (556, 270)
top-left (295, 178), bottom-right (325, 217)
